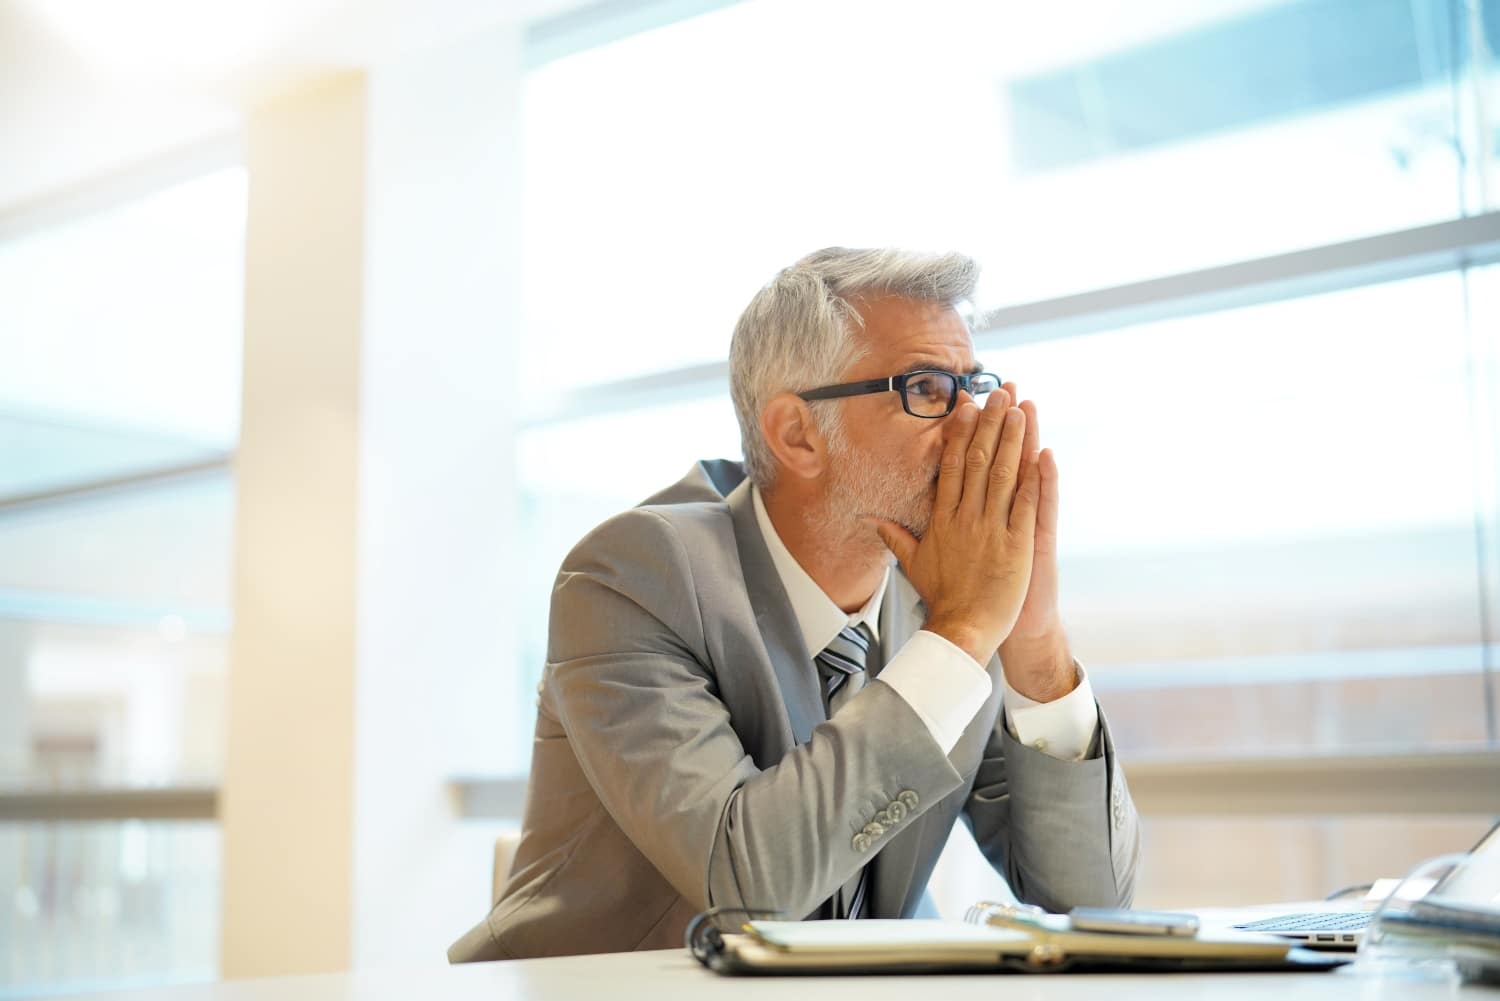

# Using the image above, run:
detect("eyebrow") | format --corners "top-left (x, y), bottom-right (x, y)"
top-left (901, 358), bottom-right (984, 375)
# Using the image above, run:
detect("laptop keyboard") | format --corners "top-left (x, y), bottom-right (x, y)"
top-left (1235, 912), bottom-right (1372, 932)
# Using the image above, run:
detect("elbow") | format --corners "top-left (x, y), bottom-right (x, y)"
top-left (705, 842), bottom-right (823, 921)
top-left (705, 796), bottom-right (825, 920)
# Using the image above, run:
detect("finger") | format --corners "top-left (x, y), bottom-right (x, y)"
top-left (869, 517), bottom-right (919, 569)
top-left (985, 404), bottom-right (1027, 521)
top-left (1001, 382), bottom-right (1026, 453)
top-left (1035, 448), bottom-right (1059, 556)
top-left (934, 401), bottom-right (979, 518)
top-left (1019, 397), bottom-right (1040, 464)
top-left (1008, 447), bottom-right (1042, 538)
top-left (959, 388), bottom-right (1011, 519)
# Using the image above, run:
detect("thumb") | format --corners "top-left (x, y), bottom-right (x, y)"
top-left (865, 517), bottom-right (919, 569)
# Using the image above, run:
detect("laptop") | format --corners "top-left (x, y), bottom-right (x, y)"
top-left (1230, 820), bottom-right (1500, 949)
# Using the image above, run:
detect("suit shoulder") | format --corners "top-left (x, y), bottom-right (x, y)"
top-left (550, 500), bottom-right (736, 664)
top-left (561, 499), bottom-right (733, 580)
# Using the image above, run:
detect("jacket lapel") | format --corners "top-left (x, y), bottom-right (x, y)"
top-left (873, 568), bottom-right (924, 681)
top-left (681, 468), bottom-right (948, 918)
top-left (726, 481), bottom-right (827, 745)
top-left (725, 480), bottom-right (946, 915)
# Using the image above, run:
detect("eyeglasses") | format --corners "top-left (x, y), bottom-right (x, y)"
top-left (798, 370), bottom-right (1002, 419)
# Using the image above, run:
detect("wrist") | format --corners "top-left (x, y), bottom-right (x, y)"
top-left (1000, 629), bottom-right (1075, 702)
top-left (922, 617), bottom-right (996, 666)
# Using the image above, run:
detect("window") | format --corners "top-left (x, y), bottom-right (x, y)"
top-left (0, 167), bottom-right (245, 992)
top-left (516, 397), bottom-right (742, 705)
top-left (520, 0), bottom-right (1498, 390)
top-left (990, 268), bottom-right (1495, 753)
top-left (516, 0), bottom-right (1500, 909)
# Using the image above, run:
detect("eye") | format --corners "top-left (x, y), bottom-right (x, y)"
top-left (906, 373), bottom-right (943, 397)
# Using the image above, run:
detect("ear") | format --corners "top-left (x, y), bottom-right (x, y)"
top-left (760, 393), bottom-right (828, 481)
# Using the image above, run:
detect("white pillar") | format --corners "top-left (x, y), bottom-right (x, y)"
top-left (352, 29), bottom-right (523, 969)
top-left (221, 27), bottom-right (522, 979)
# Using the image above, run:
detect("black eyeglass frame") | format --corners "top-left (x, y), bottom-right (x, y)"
top-left (797, 369), bottom-right (1002, 419)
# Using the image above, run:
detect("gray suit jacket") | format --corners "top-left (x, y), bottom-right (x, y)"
top-left (449, 460), bottom-right (1139, 962)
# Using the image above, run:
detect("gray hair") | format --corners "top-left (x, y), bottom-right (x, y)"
top-left (729, 247), bottom-right (980, 489)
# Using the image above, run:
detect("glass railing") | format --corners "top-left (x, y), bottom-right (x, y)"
top-left (0, 819), bottom-right (219, 998)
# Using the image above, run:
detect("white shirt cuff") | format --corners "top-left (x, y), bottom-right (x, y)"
top-left (875, 630), bottom-right (993, 754)
top-left (1002, 662), bottom-right (1100, 761)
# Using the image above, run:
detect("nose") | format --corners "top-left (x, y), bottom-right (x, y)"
top-left (944, 385), bottom-right (999, 426)
top-left (939, 395), bottom-right (976, 441)
top-left (949, 387), bottom-right (982, 416)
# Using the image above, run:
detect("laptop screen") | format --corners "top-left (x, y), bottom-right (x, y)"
top-left (1434, 820), bottom-right (1500, 906)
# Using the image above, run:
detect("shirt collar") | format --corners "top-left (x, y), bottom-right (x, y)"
top-left (751, 484), bottom-right (887, 657)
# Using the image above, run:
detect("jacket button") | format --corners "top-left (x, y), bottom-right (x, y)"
top-left (896, 790), bottom-right (919, 810)
top-left (885, 800), bottom-right (907, 823)
top-left (863, 821), bottom-right (885, 838)
top-left (852, 833), bottom-right (872, 853)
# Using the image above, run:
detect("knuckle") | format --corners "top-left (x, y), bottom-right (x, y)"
top-left (966, 448), bottom-right (990, 470)
top-left (990, 461), bottom-right (1014, 483)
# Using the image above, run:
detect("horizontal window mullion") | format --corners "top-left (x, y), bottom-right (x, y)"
top-left (973, 212), bottom-right (1500, 349)
top-left (520, 212), bottom-right (1500, 427)
top-left (1125, 749), bottom-right (1500, 816)
top-left (0, 786), bottom-right (218, 822)
top-left (8, 753), bottom-right (1487, 821)
top-left (0, 133), bottom-right (243, 245)
top-left (0, 456), bottom-right (233, 518)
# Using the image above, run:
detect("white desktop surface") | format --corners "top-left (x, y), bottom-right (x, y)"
top-left (51, 948), bottom-right (1489, 1001)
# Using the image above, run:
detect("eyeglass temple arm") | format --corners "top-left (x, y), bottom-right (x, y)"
top-left (798, 377), bottom-right (896, 401)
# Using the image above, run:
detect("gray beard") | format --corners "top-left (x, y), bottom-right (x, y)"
top-left (805, 428), bottom-right (938, 564)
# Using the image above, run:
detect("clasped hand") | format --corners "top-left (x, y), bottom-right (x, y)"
top-left (871, 387), bottom-right (1053, 669)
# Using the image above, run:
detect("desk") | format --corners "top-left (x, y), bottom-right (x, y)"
top-left (59, 948), bottom-right (1491, 1001)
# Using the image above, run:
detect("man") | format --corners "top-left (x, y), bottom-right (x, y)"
top-left (449, 248), bottom-right (1139, 962)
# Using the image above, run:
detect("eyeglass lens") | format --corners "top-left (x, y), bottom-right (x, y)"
top-left (904, 372), bottom-right (999, 416)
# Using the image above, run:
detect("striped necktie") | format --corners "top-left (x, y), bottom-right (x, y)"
top-left (815, 621), bottom-right (874, 715)
top-left (815, 621), bottom-right (876, 919)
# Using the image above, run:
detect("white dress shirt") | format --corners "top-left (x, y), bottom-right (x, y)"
top-left (751, 486), bottom-right (1099, 760)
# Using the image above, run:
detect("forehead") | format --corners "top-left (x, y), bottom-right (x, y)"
top-left (846, 294), bottom-right (976, 372)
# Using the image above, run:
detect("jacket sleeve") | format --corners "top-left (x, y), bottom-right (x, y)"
top-left (962, 699), bottom-right (1141, 911)
top-left (545, 507), bottom-right (965, 918)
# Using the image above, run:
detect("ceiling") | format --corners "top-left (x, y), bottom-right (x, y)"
top-left (0, 0), bottom-right (600, 215)
top-left (0, 0), bottom-right (1308, 221)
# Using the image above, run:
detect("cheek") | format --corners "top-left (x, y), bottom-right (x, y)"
top-left (888, 435), bottom-right (942, 486)
top-left (919, 426), bottom-right (947, 465)
top-left (864, 413), bottom-right (941, 470)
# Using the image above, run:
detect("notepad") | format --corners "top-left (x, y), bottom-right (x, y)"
top-left (693, 915), bottom-right (1349, 976)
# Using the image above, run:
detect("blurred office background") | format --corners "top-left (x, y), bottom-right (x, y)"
top-left (2, 0), bottom-right (1499, 994)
